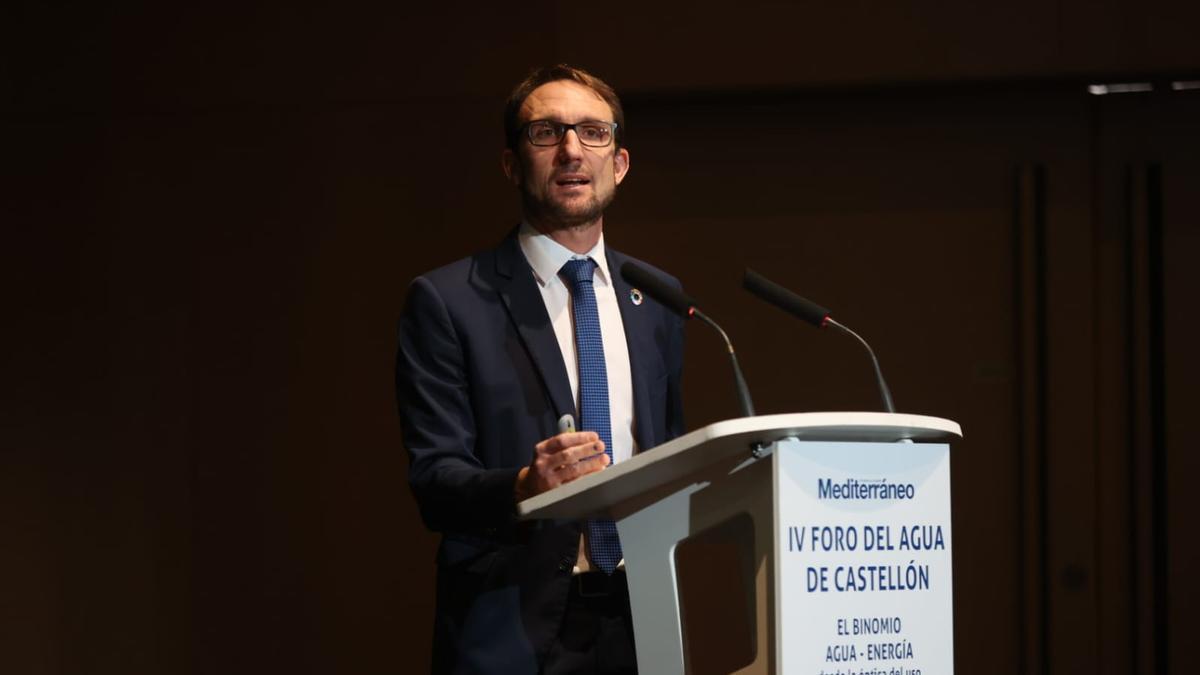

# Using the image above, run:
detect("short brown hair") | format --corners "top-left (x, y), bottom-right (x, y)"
top-left (503, 64), bottom-right (626, 151)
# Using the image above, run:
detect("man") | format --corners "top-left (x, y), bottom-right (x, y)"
top-left (396, 65), bottom-right (686, 674)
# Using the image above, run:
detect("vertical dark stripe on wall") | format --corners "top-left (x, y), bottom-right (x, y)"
top-left (1032, 164), bottom-right (1050, 675)
top-left (1122, 163), bottom-right (1138, 675)
top-left (1126, 161), bottom-right (1166, 674)
top-left (1012, 166), bottom-right (1027, 673)
top-left (1145, 163), bottom-right (1167, 675)
top-left (1014, 163), bottom-right (1049, 675)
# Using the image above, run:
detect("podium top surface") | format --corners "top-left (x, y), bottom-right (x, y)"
top-left (517, 412), bottom-right (962, 521)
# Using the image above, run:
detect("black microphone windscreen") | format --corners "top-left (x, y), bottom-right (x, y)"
top-left (743, 269), bottom-right (830, 327)
top-left (620, 262), bottom-right (697, 317)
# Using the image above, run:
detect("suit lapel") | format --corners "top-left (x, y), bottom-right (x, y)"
top-left (607, 250), bottom-right (658, 453)
top-left (495, 231), bottom-right (577, 420)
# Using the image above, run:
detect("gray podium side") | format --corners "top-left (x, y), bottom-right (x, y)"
top-left (518, 412), bottom-right (962, 675)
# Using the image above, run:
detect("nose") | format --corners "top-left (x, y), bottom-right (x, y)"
top-left (555, 128), bottom-right (584, 163)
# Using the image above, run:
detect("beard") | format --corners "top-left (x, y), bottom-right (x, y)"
top-left (519, 178), bottom-right (616, 230)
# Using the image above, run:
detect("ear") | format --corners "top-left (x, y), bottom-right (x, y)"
top-left (613, 147), bottom-right (631, 186)
top-left (501, 148), bottom-right (522, 186)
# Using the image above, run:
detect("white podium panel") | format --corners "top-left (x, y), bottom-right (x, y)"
top-left (776, 439), bottom-right (954, 674)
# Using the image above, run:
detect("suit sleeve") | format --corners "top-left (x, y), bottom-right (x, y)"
top-left (396, 276), bottom-right (522, 534)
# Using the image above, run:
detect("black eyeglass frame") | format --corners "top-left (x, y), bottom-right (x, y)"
top-left (521, 120), bottom-right (620, 148)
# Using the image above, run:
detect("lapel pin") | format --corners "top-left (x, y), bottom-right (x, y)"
top-left (630, 288), bottom-right (644, 306)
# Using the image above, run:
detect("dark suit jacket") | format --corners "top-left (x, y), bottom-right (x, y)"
top-left (395, 228), bottom-right (686, 674)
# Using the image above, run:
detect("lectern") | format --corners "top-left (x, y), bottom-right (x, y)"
top-left (518, 412), bottom-right (962, 674)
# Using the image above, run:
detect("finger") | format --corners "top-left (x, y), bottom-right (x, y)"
top-left (568, 439), bottom-right (607, 464)
top-left (538, 431), bottom-right (600, 455)
top-left (549, 437), bottom-right (604, 461)
top-left (550, 440), bottom-right (606, 470)
top-left (558, 451), bottom-right (611, 482)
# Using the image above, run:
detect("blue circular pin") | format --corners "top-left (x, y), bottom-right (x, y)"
top-left (630, 288), bottom-right (644, 305)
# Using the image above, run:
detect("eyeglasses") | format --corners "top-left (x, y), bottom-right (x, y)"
top-left (523, 120), bottom-right (618, 147)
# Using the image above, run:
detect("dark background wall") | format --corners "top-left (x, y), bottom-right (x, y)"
top-left (4, 2), bottom-right (1198, 673)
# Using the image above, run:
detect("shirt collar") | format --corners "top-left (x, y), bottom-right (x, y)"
top-left (518, 222), bottom-right (611, 288)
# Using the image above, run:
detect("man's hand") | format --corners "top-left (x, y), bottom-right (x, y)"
top-left (514, 431), bottom-right (610, 502)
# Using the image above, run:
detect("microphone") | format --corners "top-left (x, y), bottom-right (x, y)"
top-left (620, 262), bottom-right (699, 317)
top-left (621, 262), bottom-right (756, 418)
top-left (743, 268), bottom-right (896, 413)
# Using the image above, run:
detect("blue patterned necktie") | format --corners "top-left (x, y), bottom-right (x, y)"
top-left (560, 258), bottom-right (622, 574)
